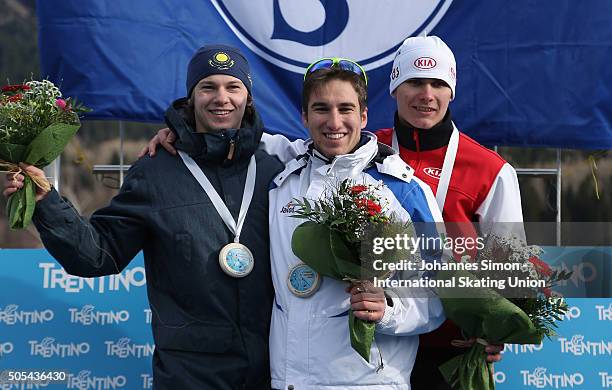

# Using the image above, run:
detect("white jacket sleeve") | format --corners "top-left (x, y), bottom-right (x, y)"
top-left (376, 289), bottom-right (445, 336)
top-left (259, 133), bottom-right (308, 164)
top-left (374, 174), bottom-right (446, 336)
top-left (476, 163), bottom-right (525, 240)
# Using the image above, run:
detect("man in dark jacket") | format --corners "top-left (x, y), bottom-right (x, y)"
top-left (4, 44), bottom-right (283, 389)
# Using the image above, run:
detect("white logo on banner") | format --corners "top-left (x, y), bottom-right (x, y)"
top-left (211, 0), bottom-right (454, 72)
top-left (0, 342), bottom-right (14, 356)
top-left (141, 374), bottom-right (154, 389)
top-left (599, 372), bottom-right (612, 388)
top-left (143, 309), bottom-right (152, 324)
top-left (66, 370), bottom-right (127, 389)
top-left (558, 306), bottom-right (581, 321)
top-left (521, 367), bottom-right (584, 388)
top-left (0, 304), bottom-right (54, 325)
top-left (502, 342), bottom-right (544, 354)
top-left (558, 334), bottom-right (612, 356)
top-left (105, 338), bottom-right (154, 359)
top-left (493, 371), bottom-right (506, 384)
top-left (596, 303), bottom-right (612, 321)
top-left (40, 262), bottom-right (146, 293)
top-left (68, 305), bottom-right (130, 325)
top-left (29, 337), bottom-right (90, 358)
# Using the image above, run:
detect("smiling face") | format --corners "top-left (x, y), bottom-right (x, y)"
top-left (302, 79), bottom-right (368, 159)
top-left (394, 78), bottom-right (452, 129)
top-left (191, 74), bottom-right (249, 133)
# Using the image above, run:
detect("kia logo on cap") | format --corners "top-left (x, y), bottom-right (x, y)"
top-left (414, 57), bottom-right (437, 69)
top-left (423, 167), bottom-right (442, 179)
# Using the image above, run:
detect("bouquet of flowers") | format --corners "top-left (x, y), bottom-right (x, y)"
top-left (0, 80), bottom-right (89, 229)
top-left (290, 178), bottom-right (414, 361)
top-left (436, 235), bottom-right (572, 390)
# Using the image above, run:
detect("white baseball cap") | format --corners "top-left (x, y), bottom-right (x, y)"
top-left (389, 35), bottom-right (456, 100)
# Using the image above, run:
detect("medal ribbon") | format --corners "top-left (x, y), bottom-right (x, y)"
top-left (391, 125), bottom-right (459, 212)
top-left (178, 151), bottom-right (256, 243)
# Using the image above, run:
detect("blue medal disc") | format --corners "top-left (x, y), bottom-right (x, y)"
top-left (287, 263), bottom-right (321, 297)
top-left (219, 243), bottom-right (254, 278)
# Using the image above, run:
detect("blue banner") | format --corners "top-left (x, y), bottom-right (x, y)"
top-left (36, 1), bottom-right (612, 149)
top-left (0, 250), bottom-right (152, 389)
top-left (1, 249), bottom-right (611, 389)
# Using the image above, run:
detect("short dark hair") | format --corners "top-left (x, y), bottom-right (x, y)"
top-left (301, 68), bottom-right (367, 114)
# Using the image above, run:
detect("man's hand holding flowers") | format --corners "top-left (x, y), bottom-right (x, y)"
top-left (346, 281), bottom-right (386, 323)
top-left (3, 163), bottom-right (49, 201)
top-left (0, 79), bottom-right (89, 228)
top-left (290, 179), bottom-right (423, 361)
top-left (484, 343), bottom-right (503, 363)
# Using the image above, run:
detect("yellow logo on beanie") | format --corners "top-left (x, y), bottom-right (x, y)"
top-left (209, 52), bottom-right (235, 70)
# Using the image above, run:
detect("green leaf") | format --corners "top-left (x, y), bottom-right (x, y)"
top-left (349, 310), bottom-right (375, 362)
top-left (23, 121), bottom-right (80, 166)
top-left (438, 270), bottom-right (543, 344)
top-left (6, 176), bottom-right (36, 229)
top-left (6, 187), bottom-right (24, 228)
top-left (2, 120), bottom-right (80, 229)
top-left (0, 142), bottom-right (27, 162)
top-left (291, 221), bottom-right (345, 279)
top-left (439, 343), bottom-right (495, 390)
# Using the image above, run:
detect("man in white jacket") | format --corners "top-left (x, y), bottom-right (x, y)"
top-left (267, 59), bottom-right (446, 390)
top-left (139, 58), bottom-right (447, 389)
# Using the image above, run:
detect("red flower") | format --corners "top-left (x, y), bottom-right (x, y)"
top-left (1, 84), bottom-right (30, 92)
top-left (350, 185), bottom-right (368, 195)
top-left (7, 94), bottom-right (23, 103)
top-left (56, 98), bottom-right (67, 110)
top-left (355, 198), bottom-right (382, 216)
top-left (542, 287), bottom-right (553, 297)
top-left (528, 256), bottom-right (552, 277)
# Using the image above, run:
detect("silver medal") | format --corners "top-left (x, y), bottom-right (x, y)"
top-left (219, 242), bottom-right (254, 278)
top-left (287, 263), bottom-right (321, 298)
top-left (179, 151), bottom-right (257, 278)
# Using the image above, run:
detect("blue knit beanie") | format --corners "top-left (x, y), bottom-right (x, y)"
top-left (186, 44), bottom-right (252, 97)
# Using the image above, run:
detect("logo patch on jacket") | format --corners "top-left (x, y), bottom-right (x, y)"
top-left (280, 201), bottom-right (296, 214)
top-left (423, 167), bottom-right (442, 179)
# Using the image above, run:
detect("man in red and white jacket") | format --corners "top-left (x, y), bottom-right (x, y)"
top-left (376, 35), bottom-right (525, 390)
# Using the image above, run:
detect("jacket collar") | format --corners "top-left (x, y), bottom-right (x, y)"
top-left (273, 132), bottom-right (414, 186)
top-left (273, 132), bottom-right (378, 187)
top-left (394, 109), bottom-right (454, 151)
top-left (307, 132), bottom-right (378, 178)
top-left (164, 97), bottom-right (263, 164)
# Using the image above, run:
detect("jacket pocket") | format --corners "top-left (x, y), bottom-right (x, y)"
top-left (154, 322), bottom-right (233, 353)
top-left (174, 232), bottom-right (192, 263)
top-left (307, 316), bottom-right (376, 385)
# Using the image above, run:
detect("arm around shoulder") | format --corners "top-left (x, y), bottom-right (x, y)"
top-left (260, 133), bottom-right (308, 164)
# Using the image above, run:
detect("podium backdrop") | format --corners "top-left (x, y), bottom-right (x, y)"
top-left (1, 249), bottom-right (611, 389)
top-left (37, 0), bottom-right (612, 149)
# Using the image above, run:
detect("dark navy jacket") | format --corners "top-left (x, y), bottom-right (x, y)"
top-left (33, 99), bottom-right (283, 389)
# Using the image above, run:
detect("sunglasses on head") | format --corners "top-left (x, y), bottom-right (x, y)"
top-left (304, 57), bottom-right (368, 86)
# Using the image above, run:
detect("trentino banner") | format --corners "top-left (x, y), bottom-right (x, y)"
top-left (36, 1), bottom-right (612, 149)
top-left (1, 249), bottom-right (611, 389)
